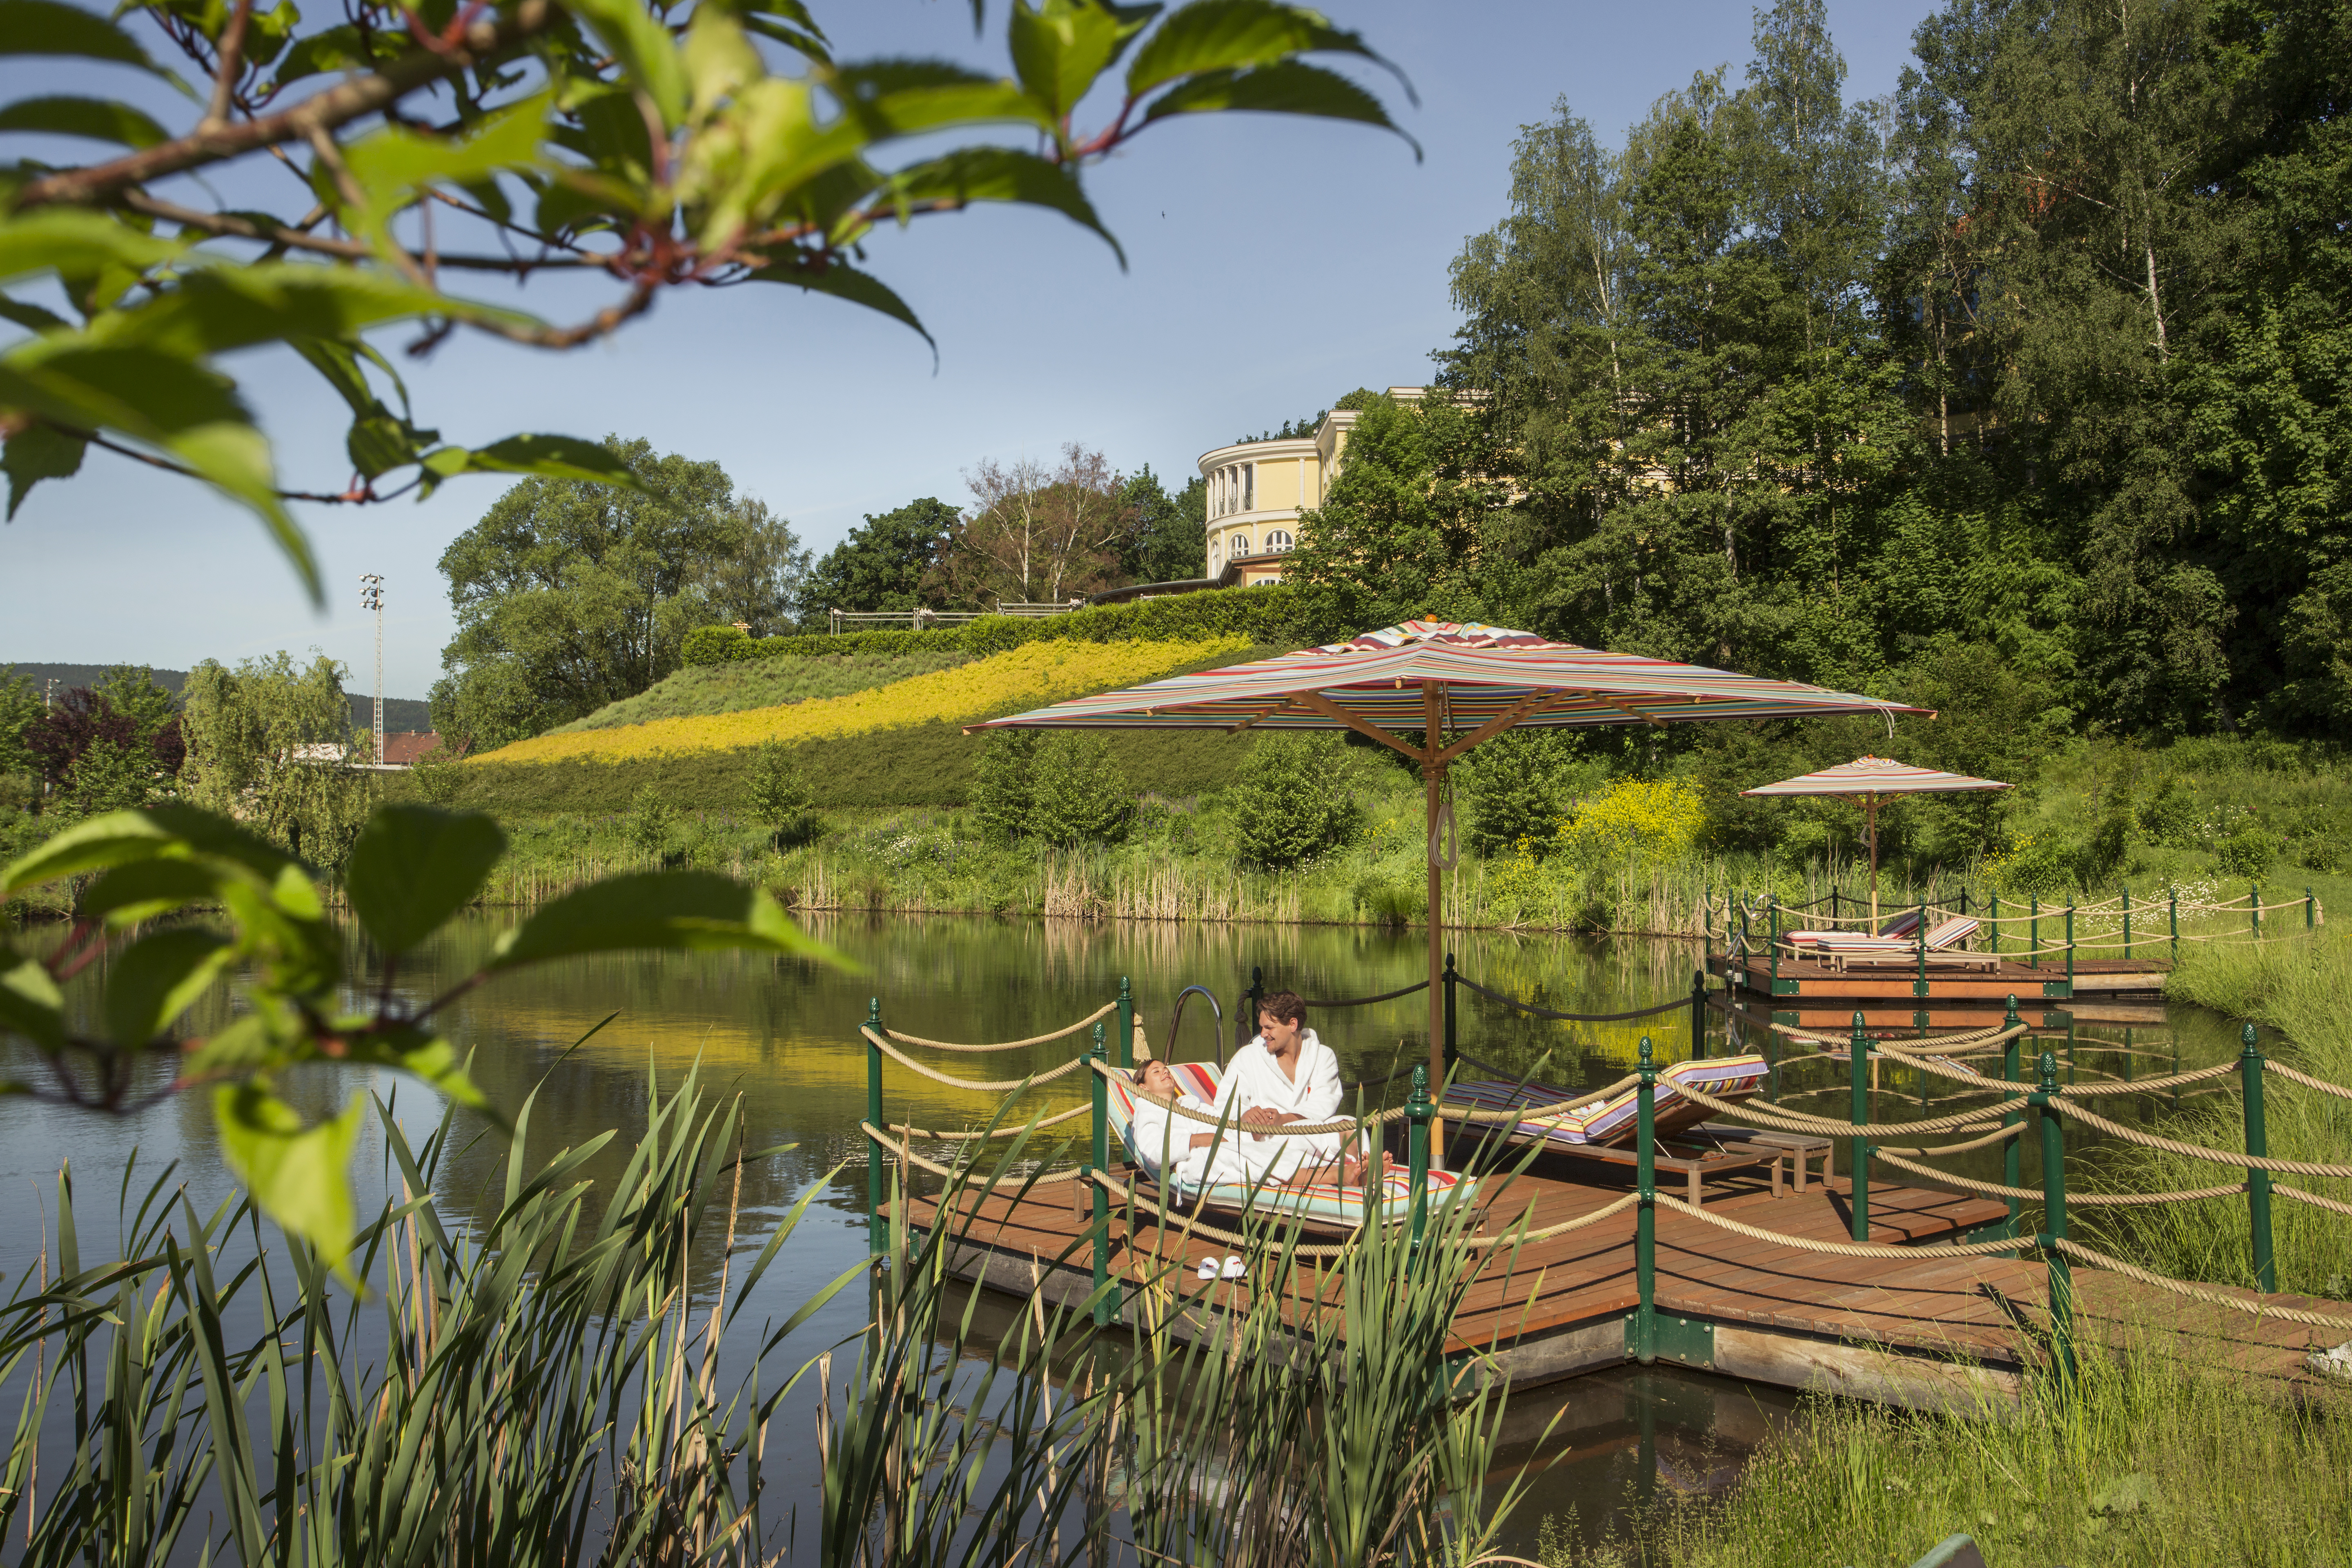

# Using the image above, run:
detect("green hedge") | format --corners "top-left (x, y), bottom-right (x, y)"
top-left (682, 584), bottom-right (1314, 666)
top-left (444, 724), bottom-right (1258, 814)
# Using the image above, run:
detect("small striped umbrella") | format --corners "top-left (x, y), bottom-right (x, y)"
top-left (970, 620), bottom-right (1928, 1161)
top-left (1740, 756), bottom-right (2010, 923)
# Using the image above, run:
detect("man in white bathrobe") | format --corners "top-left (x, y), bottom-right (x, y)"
top-left (1207, 991), bottom-right (1362, 1186)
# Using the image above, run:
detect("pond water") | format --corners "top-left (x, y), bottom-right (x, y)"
top-left (0, 911), bottom-right (2263, 1557)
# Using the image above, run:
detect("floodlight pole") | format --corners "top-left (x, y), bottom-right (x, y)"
top-left (360, 574), bottom-right (385, 765)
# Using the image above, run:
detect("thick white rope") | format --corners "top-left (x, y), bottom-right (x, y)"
top-left (880, 1002), bottom-right (1116, 1053)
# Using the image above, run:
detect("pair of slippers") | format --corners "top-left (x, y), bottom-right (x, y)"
top-left (1195, 1254), bottom-right (1247, 1281)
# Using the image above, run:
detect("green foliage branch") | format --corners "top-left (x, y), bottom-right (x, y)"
top-left (0, 799), bottom-right (842, 1272)
top-left (0, 0), bottom-right (1415, 601)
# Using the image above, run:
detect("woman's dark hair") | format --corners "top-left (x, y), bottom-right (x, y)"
top-left (1258, 990), bottom-right (1306, 1028)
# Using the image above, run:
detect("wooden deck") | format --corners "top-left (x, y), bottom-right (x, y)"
top-left (898, 1164), bottom-right (2341, 1412)
top-left (1708, 955), bottom-right (2168, 1036)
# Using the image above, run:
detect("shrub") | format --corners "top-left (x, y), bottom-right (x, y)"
top-left (1029, 735), bottom-right (1132, 846)
top-left (2138, 774), bottom-right (2200, 848)
top-left (1987, 832), bottom-right (2078, 898)
top-left (627, 784), bottom-right (677, 858)
top-left (971, 730), bottom-right (1041, 840)
top-left (1555, 777), bottom-right (1703, 871)
top-left (1231, 734), bottom-right (1361, 868)
top-left (1458, 731), bottom-right (1577, 858)
top-left (746, 740), bottom-right (818, 845)
top-left (2214, 827), bottom-right (2278, 879)
top-left (411, 750), bottom-right (464, 804)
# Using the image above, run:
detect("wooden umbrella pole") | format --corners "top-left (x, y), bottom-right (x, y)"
top-left (1424, 682), bottom-right (1447, 1171)
top-left (1868, 795), bottom-right (1880, 928)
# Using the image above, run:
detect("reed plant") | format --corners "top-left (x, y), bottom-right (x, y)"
top-left (1540, 1323), bottom-right (2352, 1568)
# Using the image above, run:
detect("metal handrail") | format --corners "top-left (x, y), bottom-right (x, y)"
top-left (1165, 984), bottom-right (1227, 1069)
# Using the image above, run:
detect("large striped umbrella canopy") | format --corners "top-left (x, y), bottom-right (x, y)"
top-left (972, 620), bottom-right (1925, 1163)
top-left (1740, 756), bottom-right (2010, 921)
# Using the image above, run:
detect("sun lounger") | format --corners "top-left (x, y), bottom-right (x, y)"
top-left (1823, 917), bottom-right (1991, 972)
top-left (1105, 1061), bottom-right (1478, 1232)
top-left (1440, 1054), bottom-right (1768, 1151)
top-left (1782, 907), bottom-right (1924, 949)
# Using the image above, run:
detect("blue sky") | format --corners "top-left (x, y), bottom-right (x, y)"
top-left (1, 0), bottom-right (1938, 702)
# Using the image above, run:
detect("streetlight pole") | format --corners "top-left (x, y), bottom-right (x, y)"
top-left (359, 575), bottom-right (384, 765)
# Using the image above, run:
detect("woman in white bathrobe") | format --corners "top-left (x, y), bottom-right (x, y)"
top-left (1208, 991), bottom-right (1363, 1186)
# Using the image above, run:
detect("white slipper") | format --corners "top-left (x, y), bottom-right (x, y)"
top-left (1221, 1255), bottom-right (1246, 1280)
top-left (1196, 1256), bottom-right (1219, 1281)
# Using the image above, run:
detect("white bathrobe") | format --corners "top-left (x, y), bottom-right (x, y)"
top-left (1129, 1086), bottom-right (1219, 1181)
top-left (1204, 1030), bottom-right (1350, 1184)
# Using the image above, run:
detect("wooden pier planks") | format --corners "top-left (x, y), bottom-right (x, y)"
top-left (892, 1167), bottom-right (2337, 1405)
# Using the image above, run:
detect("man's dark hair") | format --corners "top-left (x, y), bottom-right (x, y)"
top-left (1258, 990), bottom-right (1306, 1028)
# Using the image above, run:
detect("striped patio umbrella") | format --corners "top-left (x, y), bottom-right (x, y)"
top-left (970, 620), bottom-right (1929, 1164)
top-left (1740, 756), bottom-right (2010, 924)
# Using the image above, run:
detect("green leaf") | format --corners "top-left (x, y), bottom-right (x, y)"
top-left (267, 22), bottom-right (374, 91)
top-left (1, 804), bottom-right (291, 900)
top-left (0, 0), bottom-right (171, 77)
top-left (824, 58), bottom-right (1055, 139)
top-left (75, 265), bottom-right (542, 360)
top-left (566, 0), bottom-right (690, 130)
top-left (336, 93), bottom-right (550, 256)
top-left (0, 942), bottom-right (66, 1054)
top-left (78, 856), bottom-right (230, 924)
top-left (1010, 0), bottom-right (1158, 122)
top-left (343, 1022), bottom-right (494, 1112)
top-left (744, 254), bottom-right (933, 351)
top-left (180, 1010), bottom-right (286, 1082)
top-left (0, 295), bottom-right (71, 333)
top-left (741, 0), bottom-right (832, 65)
top-left (892, 146), bottom-right (1122, 263)
top-left (0, 209), bottom-right (183, 289)
top-left (343, 806), bottom-right (507, 956)
top-left (3, 421), bottom-right (84, 520)
top-left (0, 94), bottom-right (172, 148)
top-left (454, 433), bottom-right (650, 488)
top-left (1138, 58), bottom-right (1417, 155)
top-left (1125, 0), bottom-right (1409, 100)
top-left (104, 927), bottom-right (234, 1047)
top-left (486, 871), bottom-right (850, 972)
top-left (214, 1084), bottom-right (363, 1277)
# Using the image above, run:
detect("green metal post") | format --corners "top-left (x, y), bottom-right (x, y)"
top-left (2309, 886), bottom-right (2317, 933)
top-left (2065, 905), bottom-right (2075, 993)
top-left (1768, 897), bottom-right (1782, 993)
top-left (2240, 1022), bottom-right (2275, 1294)
top-left (2251, 883), bottom-right (2261, 943)
top-left (2033, 1049), bottom-right (2074, 1384)
top-left (2123, 887), bottom-right (2132, 961)
top-left (2170, 890), bottom-right (2180, 964)
top-left (2066, 1016), bottom-right (2076, 1085)
top-left (1915, 902), bottom-right (1929, 1002)
top-left (1089, 1022), bottom-right (1112, 1325)
top-left (1635, 1035), bottom-right (1658, 1364)
top-left (1443, 951), bottom-right (1459, 1072)
top-left (1407, 1063), bottom-right (1431, 1269)
top-left (1115, 975), bottom-right (1133, 1070)
top-left (1690, 968), bottom-right (1708, 1061)
top-left (1703, 885), bottom-right (1713, 964)
top-left (1989, 892), bottom-right (2000, 959)
top-left (2002, 996), bottom-right (2023, 1239)
top-left (1247, 966), bottom-right (1265, 1049)
top-left (1848, 1011), bottom-right (1871, 1243)
top-left (866, 998), bottom-right (886, 1260)
top-left (2030, 893), bottom-right (2040, 971)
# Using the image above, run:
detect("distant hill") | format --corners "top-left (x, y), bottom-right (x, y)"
top-left (1, 662), bottom-right (432, 733)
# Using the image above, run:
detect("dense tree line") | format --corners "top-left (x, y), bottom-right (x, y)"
top-left (1303, 0), bottom-right (2347, 747)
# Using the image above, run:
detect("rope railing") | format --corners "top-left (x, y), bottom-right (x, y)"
top-left (1300, 979), bottom-right (1429, 1009)
top-left (1453, 974), bottom-right (1691, 1024)
top-left (2052, 1238), bottom-right (2352, 1334)
top-left (2048, 1098), bottom-right (2352, 1179)
top-left (864, 1027), bottom-right (1093, 1094)
top-left (880, 1002), bottom-right (1117, 1054)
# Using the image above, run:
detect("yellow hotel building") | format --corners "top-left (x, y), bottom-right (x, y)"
top-left (1197, 387), bottom-right (1425, 588)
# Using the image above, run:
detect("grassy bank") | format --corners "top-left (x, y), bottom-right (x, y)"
top-left (1542, 1332), bottom-right (2352, 1568)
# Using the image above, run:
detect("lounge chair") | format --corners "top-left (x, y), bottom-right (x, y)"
top-left (1822, 917), bottom-right (1994, 972)
top-left (1781, 907), bottom-right (1923, 950)
top-left (1441, 1054), bottom-right (1769, 1151)
top-left (1105, 1060), bottom-right (1479, 1232)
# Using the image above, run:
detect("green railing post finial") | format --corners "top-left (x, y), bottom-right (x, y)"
top-left (1848, 1011), bottom-right (1872, 1243)
top-left (2240, 1022), bottom-right (2275, 1294)
top-left (1088, 1021), bottom-right (1113, 1325)
top-left (1442, 951), bottom-right (1459, 1071)
top-left (2033, 1047), bottom-right (2074, 1386)
top-left (1406, 1062), bottom-right (1432, 1269)
top-left (1116, 975), bottom-right (1134, 1071)
top-left (866, 997), bottom-right (885, 1261)
top-left (1634, 1035), bottom-right (1658, 1365)
top-left (2002, 996), bottom-right (2024, 1240)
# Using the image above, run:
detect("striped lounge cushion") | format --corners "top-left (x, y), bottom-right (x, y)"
top-left (1443, 1054), bottom-right (1769, 1149)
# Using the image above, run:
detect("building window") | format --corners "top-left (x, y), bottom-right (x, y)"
top-left (1265, 529), bottom-right (1292, 552)
top-left (1231, 535), bottom-right (1250, 557)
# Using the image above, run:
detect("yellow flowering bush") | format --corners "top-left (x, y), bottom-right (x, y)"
top-left (1556, 777), bottom-right (1705, 869)
top-left (468, 636), bottom-right (1250, 766)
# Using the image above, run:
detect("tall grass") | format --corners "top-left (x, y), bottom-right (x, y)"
top-left (2080, 931), bottom-right (2352, 1296)
top-left (1539, 1326), bottom-right (2352, 1568)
